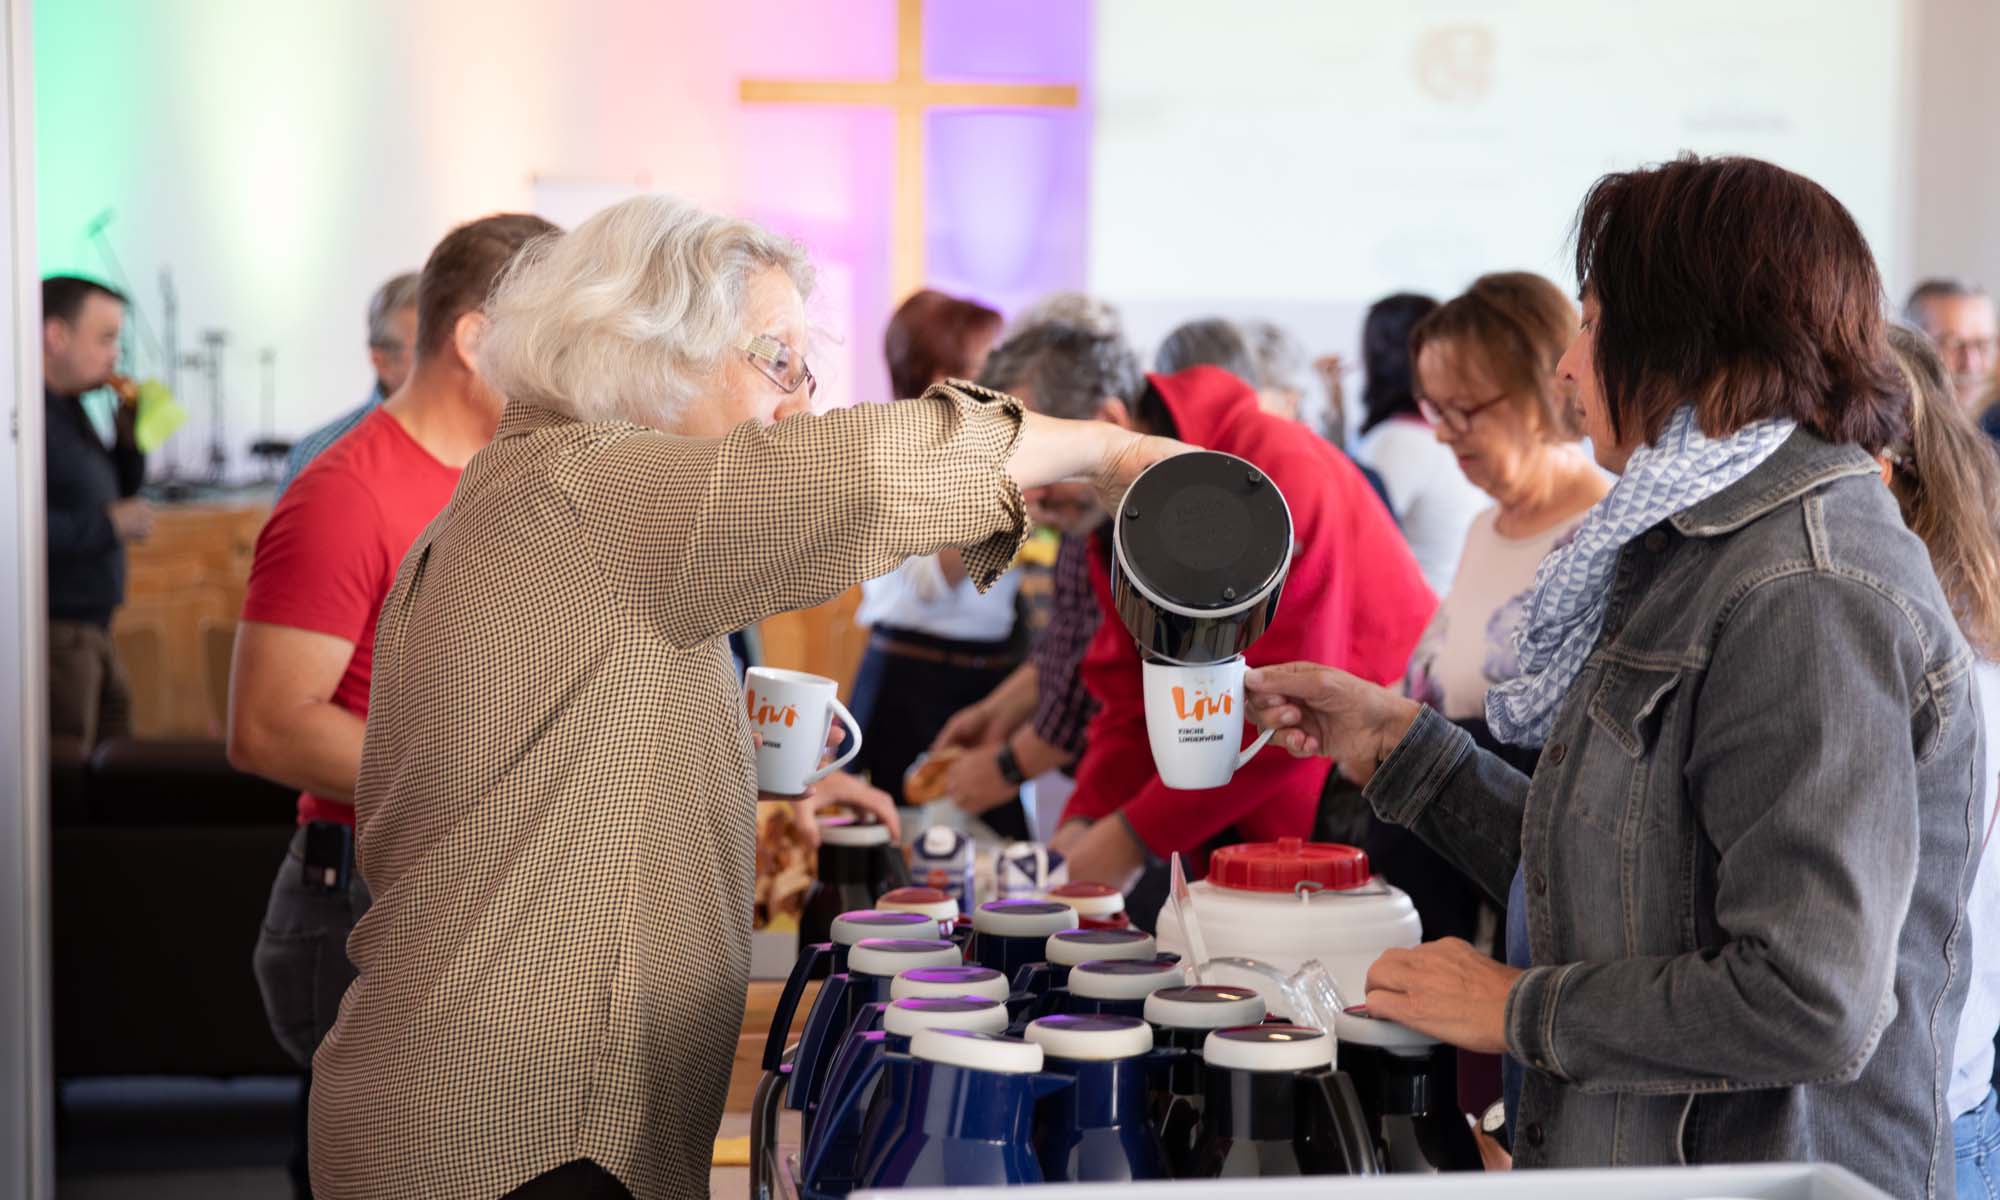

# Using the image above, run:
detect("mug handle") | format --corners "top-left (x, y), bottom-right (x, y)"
top-left (1236, 726), bottom-right (1276, 768)
top-left (806, 697), bottom-right (864, 785)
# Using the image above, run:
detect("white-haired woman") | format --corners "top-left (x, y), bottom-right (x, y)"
top-left (307, 195), bottom-right (1186, 1200)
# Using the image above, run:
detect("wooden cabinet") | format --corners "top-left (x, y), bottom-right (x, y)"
top-left (111, 501), bottom-right (268, 738)
top-left (111, 496), bottom-right (874, 738)
top-left (753, 588), bottom-right (868, 699)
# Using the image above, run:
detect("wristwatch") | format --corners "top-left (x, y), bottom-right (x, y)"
top-left (994, 740), bottom-right (1027, 787)
top-left (1479, 1100), bottom-right (1509, 1150)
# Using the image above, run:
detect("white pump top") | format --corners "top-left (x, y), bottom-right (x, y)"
top-left (1045, 928), bottom-right (1157, 967)
top-left (910, 1028), bottom-right (1044, 1074)
top-left (884, 997), bottom-right (1008, 1038)
top-left (820, 822), bottom-right (892, 848)
top-left (1025, 1014), bottom-right (1157, 1061)
top-left (845, 938), bottom-right (962, 977)
top-left (890, 965), bottom-right (1011, 1003)
top-left (972, 899), bottom-right (1079, 938)
top-left (1202, 1024), bottom-right (1335, 1073)
top-left (1069, 959), bottom-right (1187, 1001)
top-left (829, 910), bottom-right (934, 946)
top-left (1144, 984), bottom-right (1268, 1030)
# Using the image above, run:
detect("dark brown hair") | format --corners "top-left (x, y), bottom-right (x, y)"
top-left (884, 289), bottom-right (1003, 399)
top-left (42, 275), bottom-right (126, 325)
top-left (1884, 324), bottom-right (2000, 656)
top-left (1573, 155), bottom-right (1903, 452)
top-left (417, 213), bottom-right (560, 360)
top-left (1410, 271), bottom-right (1578, 438)
top-left (1358, 292), bottom-right (1438, 434)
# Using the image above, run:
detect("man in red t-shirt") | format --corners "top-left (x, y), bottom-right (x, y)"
top-left (227, 216), bottom-right (556, 1193)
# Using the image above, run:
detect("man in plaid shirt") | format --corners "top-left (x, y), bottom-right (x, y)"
top-left (930, 318), bottom-right (1139, 809)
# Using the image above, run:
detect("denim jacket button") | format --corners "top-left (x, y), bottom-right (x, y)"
top-left (1546, 743), bottom-right (1566, 767)
top-left (1645, 528), bottom-right (1669, 552)
top-left (1524, 1122), bottom-right (1546, 1148)
top-left (1530, 872), bottom-right (1548, 896)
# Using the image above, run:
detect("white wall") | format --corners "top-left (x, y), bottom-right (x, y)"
top-left (1908, 0), bottom-right (2000, 298)
top-left (2, 0), bottom-right (52, 1192)
top-left (34, 0), bottom-right (917, 483)
top-left (37, 1), bottom-right (1994, 478)
top-left (1090, 0), bottom-right (1934, 436)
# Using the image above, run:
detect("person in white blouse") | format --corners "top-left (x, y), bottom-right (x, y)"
top-left (848, 289), bottom-right (1023, 817)
top-left (1355, 292), bottom-right (1491, 596)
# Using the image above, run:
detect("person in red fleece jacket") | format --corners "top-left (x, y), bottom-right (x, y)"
top-left (1054, 365), bottom-right (1436, 888)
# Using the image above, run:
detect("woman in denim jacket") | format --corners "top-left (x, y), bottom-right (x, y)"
top-left (1248, 155), bottom-right (1983, 1199)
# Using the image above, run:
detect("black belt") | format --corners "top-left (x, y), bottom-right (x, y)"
top-left (869, 631), bottom-right (1019, 672)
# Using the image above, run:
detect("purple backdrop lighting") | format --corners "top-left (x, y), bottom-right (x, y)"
top-left (924, 0), bottom-right (1092, 319)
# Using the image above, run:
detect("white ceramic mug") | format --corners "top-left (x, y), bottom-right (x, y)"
top-left (744, 667), bottom-right (862, 796)
top-left (1142, 655), bottom-right (1275, 790)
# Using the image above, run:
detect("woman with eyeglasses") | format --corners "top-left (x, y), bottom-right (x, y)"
top-left (1342, 273), bottom-right (1608, 1156)
top-left (1347, 273), bottom-right (1609, 1120)
top-left (305, 195), bottom-right (1188, 1200)
top-left (1351, 291), bottom-right (1488, 595)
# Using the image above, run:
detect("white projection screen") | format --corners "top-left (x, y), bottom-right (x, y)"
top-left (1090, 0), bottom-right (1909, 434)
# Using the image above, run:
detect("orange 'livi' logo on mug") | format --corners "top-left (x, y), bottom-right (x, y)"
top-left (1172, 686), bottom-right (1232, 722)
top-left (745, 688), bottom-right (798, 728)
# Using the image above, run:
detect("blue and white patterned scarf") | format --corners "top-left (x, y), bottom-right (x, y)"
top-left (1484, 405), bottom-right (1796, 746)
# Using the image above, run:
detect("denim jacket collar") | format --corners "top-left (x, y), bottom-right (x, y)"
top-left (1668, 427), bottom-right (1879, 539)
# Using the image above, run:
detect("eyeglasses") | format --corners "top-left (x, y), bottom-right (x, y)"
top-left (1933, 334), bottom-right (1999, 365)
top-left (738, 334), bottom-right (816, 400)
top-left (1415, 391), bottom-right (1510, 434)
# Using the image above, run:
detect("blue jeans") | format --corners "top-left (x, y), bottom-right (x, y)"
top-left (1958, 1087), bottom-right (2000, 1200)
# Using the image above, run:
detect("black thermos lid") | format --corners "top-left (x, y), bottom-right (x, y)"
top-left (1115, 450), bottom-right (1292, 614)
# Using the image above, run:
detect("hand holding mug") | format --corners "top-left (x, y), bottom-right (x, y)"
top-left (1243, 662), bottom-right (1420, 787)
top-left (745, 667), bottom-right (862, 796)
top-left (1143, 656), bottom-right (1273, 790)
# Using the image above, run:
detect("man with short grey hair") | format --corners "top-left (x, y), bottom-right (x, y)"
top-left (277, 270), bottom-right (421, 493)
top-left (1153, 316), bottom-right (1258, 385)
top-left (1904, 277), bottom-right (1998, 416)
top-left (929, 316), bottom-right (1143, 819)
top-left (1243, 318), bottom-right (1308, 421)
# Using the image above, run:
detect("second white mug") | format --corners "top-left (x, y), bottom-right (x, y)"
top-left (1142, 655), bottom-right (1274, 790)
top-left (744, 667), bottom-right (862, 796)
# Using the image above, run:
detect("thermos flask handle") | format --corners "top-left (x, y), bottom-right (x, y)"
top-left (763, 942), bottom-right (832, 1072)
top-left (812, 1049), bottom-right (891, 1185)
top-left (785, 971), bottom-right (851, 1110)
top-left (1011, 960), bottom-right (1051, 1000)
top-left (800, 1011), bottom-right (889, 1178)
top-left (806, 698), bottom-right (863, 784)
top-left (1305, 1069), bottom-right (1382, 1175)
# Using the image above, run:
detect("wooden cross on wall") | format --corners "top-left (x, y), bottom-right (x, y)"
top-left (740, 0), bottom-right (1081, 302)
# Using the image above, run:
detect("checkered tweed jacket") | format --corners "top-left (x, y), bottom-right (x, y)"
top-left (309, 384), bottom-right (1026, 1199)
